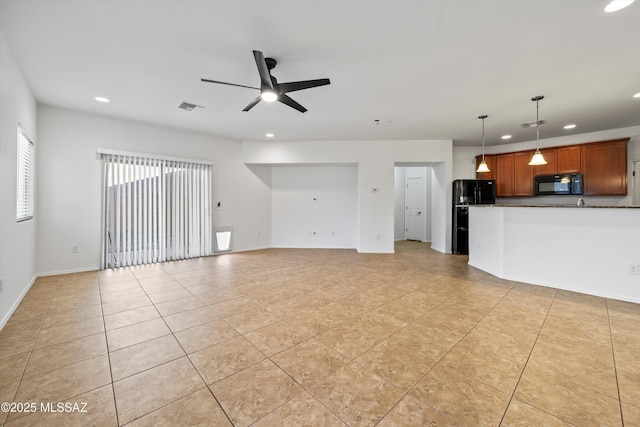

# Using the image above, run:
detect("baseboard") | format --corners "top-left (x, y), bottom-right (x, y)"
top-left (0, 273), bottom-right (37, 331)
top-left (270, 245), bottom-right (357, 250)
top-left (227, 245), bottom-right (272, 253)
top-left (37, 266), bottom-right (100, 277)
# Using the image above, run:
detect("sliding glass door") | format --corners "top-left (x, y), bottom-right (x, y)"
top-left (101, 153), bottom-right (212, 269)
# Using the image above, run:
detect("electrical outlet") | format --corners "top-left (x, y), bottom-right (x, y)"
top-left (71, 245), bottom-right (79, 253)
top-left (0, 277), bottom-right (4, 293)
top-left (630, 264), bottom-right (640, 275)
top-left (257, 231), bottom-right (261, 238)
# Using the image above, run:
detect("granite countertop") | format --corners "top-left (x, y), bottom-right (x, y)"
top-left (473, 204), bottom-right (640, 209)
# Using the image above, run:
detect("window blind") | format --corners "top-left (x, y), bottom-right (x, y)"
top-left (17, 127), bottom-right (34, 222)
top-left (101, 153), bottom-right (212, 269)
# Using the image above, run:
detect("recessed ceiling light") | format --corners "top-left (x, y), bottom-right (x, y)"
top-left (633, 92), bottom-right (640, 98)
top-left (265, 133), bottom-right (274, 138)
top-left (94, 96), bottom-right (110, 103)
top-left (501, 135), bottom-right (512, 140)
top-left (563, 124), bottom-right (577, 129)
top-left (604, 0), bottom-right (635, 12)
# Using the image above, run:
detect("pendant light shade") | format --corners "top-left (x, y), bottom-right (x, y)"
top-left (528, 96), bottom-right (547, 166)
top-left (476, 160), bottom-right (490, 173)
top-left (476, 114), bottom-right (491, 173)
top-left (529, 150), bottom-right (547, 166)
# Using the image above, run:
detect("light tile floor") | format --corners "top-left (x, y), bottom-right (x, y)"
top-left (1, 241), bottom-right (639, 426)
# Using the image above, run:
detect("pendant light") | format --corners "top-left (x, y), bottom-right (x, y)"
top-left (476, 115), bottom-right (490, 173)
top-left (528, 95), bottom-right (548, 166)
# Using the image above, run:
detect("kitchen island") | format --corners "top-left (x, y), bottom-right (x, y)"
top-left (468, 205), bottom-right (640, 303)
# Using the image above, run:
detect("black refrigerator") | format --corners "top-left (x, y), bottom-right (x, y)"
top-left (452, 179), bottom-right (496, 254)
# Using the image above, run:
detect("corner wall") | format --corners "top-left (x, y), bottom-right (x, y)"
top-left (271, 165), bottom-right (358, 248)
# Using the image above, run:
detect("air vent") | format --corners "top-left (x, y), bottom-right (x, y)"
top-left (177, 101), bottom-right (204, 112)
top-left (521, 119), bottom-right (545, 128)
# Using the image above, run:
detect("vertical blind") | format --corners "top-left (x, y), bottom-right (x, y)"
top-left (101, 153), bottom-right (212, 269)
top-left (17, 127), bottom-right (35, 222)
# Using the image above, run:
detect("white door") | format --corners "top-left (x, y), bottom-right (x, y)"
top-left (405, 177), bottom-right (424, 241)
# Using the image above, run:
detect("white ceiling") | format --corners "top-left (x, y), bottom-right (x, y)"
top-left (1, 0), bottom-right (639, 146)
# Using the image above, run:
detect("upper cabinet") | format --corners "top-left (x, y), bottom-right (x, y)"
top-left (557, 146), bottom-right (581, 174)
top-left (533, 149), bottom-right (557, 176)
top-left (474, 155), bottom-right (496, 180)
top-left (475, 138), bottom-right (629, 196)
top-left (514, 151), bottom-right (534, 196)
top-left (495, 153), bottom-right (514, 197)
top-left (581, 139), bottom-right (628, 196)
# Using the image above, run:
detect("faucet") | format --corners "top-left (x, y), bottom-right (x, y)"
top-left (577, 198), bottom-right (585, 207)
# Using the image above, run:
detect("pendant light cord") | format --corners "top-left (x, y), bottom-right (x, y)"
top-left (479, 114), bottom-right (488, 161)
top-left (536, 98), bottom-right (540, 148)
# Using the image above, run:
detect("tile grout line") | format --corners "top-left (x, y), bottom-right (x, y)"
top-left (605, 298), bottom-right (626, 426)
top-left (160, 266), bottom-right (237, 427)
top-left (395, 281), bottom-right (519, 426)
top-left (496, 289), bottom-right (560, 426)
top-left (1, 277), bottom-right (55, 425)
top-left (98, 268), bottom-right (122, 427)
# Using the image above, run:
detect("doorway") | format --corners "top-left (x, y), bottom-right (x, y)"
top-left (405, 177), bottom-right (424, 241)
top-left (394, 166), bottom-right (432, 243)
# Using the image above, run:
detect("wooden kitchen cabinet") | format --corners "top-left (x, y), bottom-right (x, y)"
top-left (533, 148), bottom-right (557, 176)
top-left (557, 146), bottom-right (581, 174)
top-left (581, 139), bottom-right (628, 195)
top-left (475, 155), bottom-right (496, 180)
top-left (473, 138), bottom-right (628, 197)
top-left (495, 154), bottom-right (514, 197)
top-left (514, 151), bottom-right (535, 196)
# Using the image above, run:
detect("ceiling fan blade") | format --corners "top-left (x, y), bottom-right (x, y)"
top-left (242, 96), bottom-right (262, 112)
top-left (201, 78), bottom-right (259, 90)
top-left (278, 78), bottom-right (331, 94)
top-left (253, 50), bottom-right (274, 90)
top-left (279, 94), bottom-right (307, 113)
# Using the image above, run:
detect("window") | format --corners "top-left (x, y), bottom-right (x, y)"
top-left (17, 127), bottom-right (34, 222)
top-left (101, 152), bottom-right (213, 268)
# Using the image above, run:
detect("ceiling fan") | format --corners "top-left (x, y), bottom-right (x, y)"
top-left (201, 50), bottom-right (330, 113)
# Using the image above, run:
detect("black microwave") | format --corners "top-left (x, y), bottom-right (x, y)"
top-left (534, 173), bottom-right (583, 196)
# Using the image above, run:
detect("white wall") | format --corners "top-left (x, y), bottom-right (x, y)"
top-left (430, 163), bottom-right (448, 253)
top-left (453, 146), bottom-right (480, 180)
top-left (36, 105), bottom-right (272, 275)
top-left (469, 206), bottom-right (640, 304)
top-left (0, 30), bottom-right (38, 328)
top-left (271, 165), bottom-right (358, 248)
top-left (393, 167), bottom-right (405, 240)
top-left (243, 139), bottom-right (453, 253)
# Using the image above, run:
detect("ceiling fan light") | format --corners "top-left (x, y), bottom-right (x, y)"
top-left (528, 149), bottom-right (548, 166)
top-left (604, 0), bottom-right (635, 12)
top-left (476, 160), bottom-right (490, 173)
top-left (261, 91), bottom-right (278, 102)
